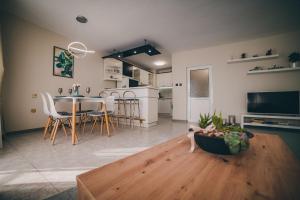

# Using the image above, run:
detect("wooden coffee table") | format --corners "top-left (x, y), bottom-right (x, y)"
top-left (77, 134), bottom-right (300, 200)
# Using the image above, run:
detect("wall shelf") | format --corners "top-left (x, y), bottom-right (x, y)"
top-left (247, 67), bottom-right (300, 74)
top-left (227, 54), bottom-right (279, 64)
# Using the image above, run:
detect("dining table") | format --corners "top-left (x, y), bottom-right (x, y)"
top-left (53, 96), bottom-right (110, 145)
top-left (77, 133), bottom-right (300, 200)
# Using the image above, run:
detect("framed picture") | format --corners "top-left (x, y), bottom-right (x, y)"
top-left (53, 46), bottom-right (74, 78)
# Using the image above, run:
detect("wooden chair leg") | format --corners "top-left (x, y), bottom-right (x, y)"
top-left (61, 120), bottom-right (68, 136)
top-left (96, 117), bottom-right (102, 134)
top-left (100, 117), bottom-right (104, 135)
top-left (82, 118), bottom-right (87, 134)
top-left (82, 115), bottom-right (90, 134)
top-left (75, 131), bottom-right (78, 143)
top-left (109, 116), bottom-right (115, 130)
top-left (51, 120), bottom-right (59, 144)
top-left (50, 120), bottom-right (58, 140)
top-left (67, 118), bottom-right (72, 128)
top-left (43, 117), bottom-right (52, 139)
top-left (90, 117), bottom-right (97, 133)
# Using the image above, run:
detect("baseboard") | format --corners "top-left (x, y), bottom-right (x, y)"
top-left (6, 127), bottom-right (44, 135)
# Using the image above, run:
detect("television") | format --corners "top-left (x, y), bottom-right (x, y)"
top-left (247, 91), bottom-right (300, 115)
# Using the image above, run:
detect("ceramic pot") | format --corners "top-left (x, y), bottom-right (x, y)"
top-left (290, 62), bottom-right (300, 68)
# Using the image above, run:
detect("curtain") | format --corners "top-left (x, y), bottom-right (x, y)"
top-left (0, 25), bottom-right (4, 148)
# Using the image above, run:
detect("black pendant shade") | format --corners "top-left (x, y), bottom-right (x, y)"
top-left (103, 44), bottom-right (160, 59)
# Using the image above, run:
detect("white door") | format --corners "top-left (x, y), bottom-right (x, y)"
top-left (187, 66), bottom-right (212, 122)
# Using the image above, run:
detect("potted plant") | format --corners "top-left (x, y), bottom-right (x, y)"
top-left (288, 52), bottom-right (300, 68)
top-left (190, 112), bottom-right (253, 155)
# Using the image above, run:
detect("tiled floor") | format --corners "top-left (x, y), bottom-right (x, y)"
top-left (0, 117), bottom-right (299, 200)
top-left (0, 117), bottom-right (189, 200)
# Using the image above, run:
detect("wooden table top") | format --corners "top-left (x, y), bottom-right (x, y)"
top-left (77, 134), bottom-right (300, 200)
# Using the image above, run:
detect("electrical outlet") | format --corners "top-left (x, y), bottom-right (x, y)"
top-left (31, 108), bottom-right (36, 113)
top-left (32, 93), bottom-right (38, 98)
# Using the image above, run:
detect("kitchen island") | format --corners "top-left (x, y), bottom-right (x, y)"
top-left (104, 86), bottom-right (159, 127)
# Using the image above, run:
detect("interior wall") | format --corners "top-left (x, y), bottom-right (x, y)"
top-left (1, 13), bottom-right (115, 132)
top-left (172, 31), bottom-right (300, 122)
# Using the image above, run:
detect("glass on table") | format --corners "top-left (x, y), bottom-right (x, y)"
top-left (58, 88), bottom-right (63, 96)
top-left (68, 88), bottom-right (72, 96)
top-left (86, 87), bottom-right (91, 95)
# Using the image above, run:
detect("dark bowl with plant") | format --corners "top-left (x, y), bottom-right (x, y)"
top-left (193, 112), bottom-right (254, 155)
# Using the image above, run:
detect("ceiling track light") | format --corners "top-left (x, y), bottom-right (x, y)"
top-left (103, 40), bottom-right (160, 59)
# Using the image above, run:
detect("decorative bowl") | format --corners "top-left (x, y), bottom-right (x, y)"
top-left (194, 131), bottom-right (254, 155)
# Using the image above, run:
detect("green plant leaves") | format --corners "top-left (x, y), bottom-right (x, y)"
top-left (54, 50), bottom-right (73, 77)
top-left (199, 113), bottom-right (212, 128)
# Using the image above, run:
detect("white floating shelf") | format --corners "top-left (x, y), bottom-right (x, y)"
top-left (247, 67), bottom-right (300, 74)
top-left (243, 123), bottom-right (300, 130)
top-left (227, 54), bottom-right (279, 64)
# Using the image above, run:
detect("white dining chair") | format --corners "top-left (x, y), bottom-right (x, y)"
top-left (40, 93), bottom-right (53, 139)
top-left (45, 92), bottom-right (76, 145)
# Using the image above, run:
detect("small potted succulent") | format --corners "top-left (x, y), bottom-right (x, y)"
top-left (188, 112), bottom-right (253, 155)
top-left (288, 52), bottom-right (300, 68)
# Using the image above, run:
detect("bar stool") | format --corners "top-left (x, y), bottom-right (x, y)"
top-left (110, 91), bottom-right (125, 127)
top-left (123, 91), bottom-right (143, 128)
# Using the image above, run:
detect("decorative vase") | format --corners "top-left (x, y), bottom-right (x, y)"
top-left (290, 62), bottom-right (300, 68)
top-left (73, 87), bottom-right (80, 96)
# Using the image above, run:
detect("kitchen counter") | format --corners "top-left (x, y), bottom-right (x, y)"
top-left (104, 87), bottom-right (158, 127)
top-left (106, 86), bottom-right (158, 90)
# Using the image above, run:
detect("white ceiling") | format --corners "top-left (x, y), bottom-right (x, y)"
top-left (2, 0), bottom-right (300, 69)
top-left (123, 49), bottom-right (172, 71)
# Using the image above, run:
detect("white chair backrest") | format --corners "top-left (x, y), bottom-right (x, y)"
top-left (105, 96), bottom-right (115, 112)
top-left (45, 92), bottom-right (60, 118)
top-left (40, 93), bottom-right (50, 116)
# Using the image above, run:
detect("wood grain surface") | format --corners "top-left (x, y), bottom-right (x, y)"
top-left (77, 133), bottom-right (300, 200)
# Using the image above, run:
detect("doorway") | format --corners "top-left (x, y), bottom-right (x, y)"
top-left (187, 66), bottom-right (213, 122)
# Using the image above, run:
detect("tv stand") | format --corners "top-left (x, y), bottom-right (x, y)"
top-left (241, 114), bottom-right (300, 130)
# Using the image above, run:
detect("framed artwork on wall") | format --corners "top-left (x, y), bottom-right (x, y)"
top-left (53, 46), bottom-right (74, 78)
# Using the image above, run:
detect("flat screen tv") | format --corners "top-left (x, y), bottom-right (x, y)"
top-left (247, 91), bottom-right (300, 115)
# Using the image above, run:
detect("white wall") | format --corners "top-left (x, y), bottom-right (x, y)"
top-left (1, 14), bottom-right (115, 132)
top-left (172, 31), bottom-right (300, 121)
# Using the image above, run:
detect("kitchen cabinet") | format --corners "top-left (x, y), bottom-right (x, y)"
top-left (158, 99), bottom-right (172, 114)
top-left (103, 58), bottom-right (122, 81)
top-left (117, 77), bottom-right (129, 88)
top-left (139, 69), bottom-right (149, 85)
top-left (157, 72), bottom-right (172, 87)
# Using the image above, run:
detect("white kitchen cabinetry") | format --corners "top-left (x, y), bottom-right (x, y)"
top-left (117, 77), bottom-right (129, 88)
top-left (139, 69), bottom-right (149, 85)
top-left (157, 72), bottom-right (172, 87)
top-left (158, 99), bottom-right (172, 114)
top-left (103, 58), bottom-right (122, 81)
